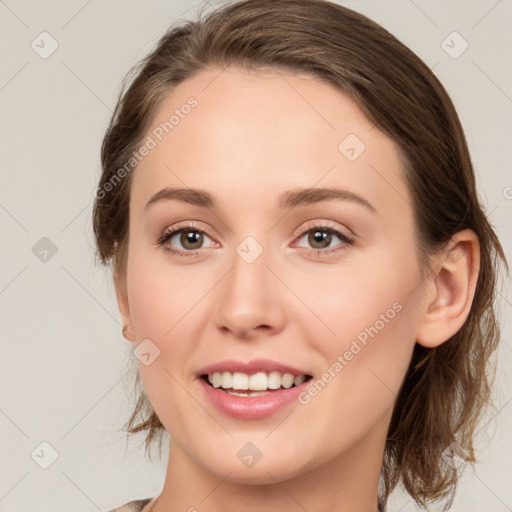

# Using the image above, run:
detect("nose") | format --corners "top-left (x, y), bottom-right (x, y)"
top-left (213, 245), bottom-right (287, 340)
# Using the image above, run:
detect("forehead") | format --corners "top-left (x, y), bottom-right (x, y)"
top-left (131, 66), bottom-right (408, 217)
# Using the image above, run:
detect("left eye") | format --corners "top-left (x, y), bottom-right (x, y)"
top-left (294, 226), bottom-right (353, 252)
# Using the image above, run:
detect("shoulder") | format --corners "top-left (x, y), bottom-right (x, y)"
top-left (107, 498), bottom-right (154, 512)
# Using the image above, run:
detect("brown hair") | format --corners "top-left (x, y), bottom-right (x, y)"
top-left (92, 0), bottom-right (508, 509)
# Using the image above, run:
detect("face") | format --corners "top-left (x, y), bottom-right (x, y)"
top-left (117, 66), bottom-right (428, 483)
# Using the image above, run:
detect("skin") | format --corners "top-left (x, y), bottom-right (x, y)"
top-left (114, 66), bottom-right (480, 512)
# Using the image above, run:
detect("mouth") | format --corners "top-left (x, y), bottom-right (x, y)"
top-left (200, 371), bottom-right (313, 397)
top-left (196, 358), bottom-right (315, 418)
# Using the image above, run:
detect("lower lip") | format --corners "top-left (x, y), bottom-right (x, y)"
top-left (198, 377), bottom-right (309, 419)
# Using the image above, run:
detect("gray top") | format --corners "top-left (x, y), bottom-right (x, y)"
top-left (108, 498), bottom-right (153, 512)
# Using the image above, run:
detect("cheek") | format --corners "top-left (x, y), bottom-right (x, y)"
top-left (292, 244), bottom-right (421, 415)
top-left (124, 249), bottom-right (204, 426)
top-left (126, 244), bottom-right (212, 341)
top-left (292, 243), bottom-right (420, 355)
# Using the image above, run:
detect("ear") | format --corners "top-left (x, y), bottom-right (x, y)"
top-left (416, 229), bottom-right (481, 348)
top-left (114, 270), bottom-right (135, 342)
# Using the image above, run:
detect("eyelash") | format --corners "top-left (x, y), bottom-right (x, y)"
top-left (154, 221), bottom-right (354, 257)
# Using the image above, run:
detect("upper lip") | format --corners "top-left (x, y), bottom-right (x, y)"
top-left (197, 358), bottom-right (311, 377)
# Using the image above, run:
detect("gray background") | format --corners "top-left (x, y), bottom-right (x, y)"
top-left (0, 1), bottom-right (511, 511)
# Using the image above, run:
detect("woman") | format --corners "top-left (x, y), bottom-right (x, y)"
top-left (92, 0), bottom-right (508, 510)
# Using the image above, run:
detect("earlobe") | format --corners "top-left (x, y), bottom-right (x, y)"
top-left (416, 229), bottom-right (481, 349)
top-left (122, 324), bottom-right (134, 341)
top-left (114, 271), bottom-right (135, 342)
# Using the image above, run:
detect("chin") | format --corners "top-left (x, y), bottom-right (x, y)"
top-left (216, 459), bottom-right (304, 485)
top-left (191, 439), bottom-right (314, 485)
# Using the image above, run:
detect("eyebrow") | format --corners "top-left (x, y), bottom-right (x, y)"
top-left (144, 187), bottom-right (377, 214)
top-left (145, 187), bottom-right (215, 211)
top-left (279, 187), bottom-right (376, 213)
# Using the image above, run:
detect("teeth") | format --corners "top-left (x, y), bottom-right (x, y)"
top-left (249, 372), bottom-right (268, 390)
top-left (282, 373), bottom-right (294, 389)
top-left (212, 372), bottom-right (222, 388)
top-left (268, 371), bottom-right (281, 389)
top-left (207, 371), bottom-right (308, 391)
top-left (226, 389), bottom-right (269, 397)
top-left (232, 372), bottom-right (249, 390)
top-left (221, 371), bottom-right (232, 389)
top-left (294, 375), bottom-right (306, 386)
